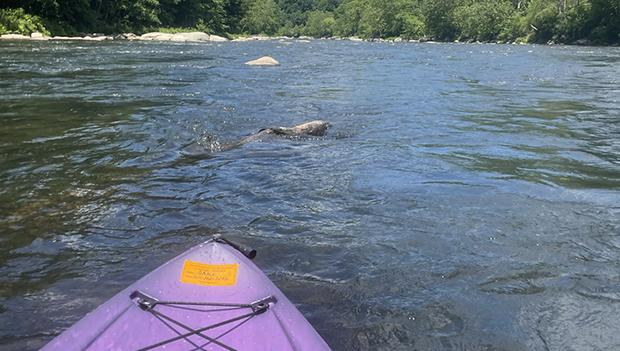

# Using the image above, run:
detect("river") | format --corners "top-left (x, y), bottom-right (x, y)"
top-left (0, 39), bottom-right (619, 350)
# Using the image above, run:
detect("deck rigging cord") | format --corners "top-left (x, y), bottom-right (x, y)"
top-left (130, 291), bottom-right (277, 351)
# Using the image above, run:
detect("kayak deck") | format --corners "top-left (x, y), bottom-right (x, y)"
top-left (42, 237), bottom-right (330, 350)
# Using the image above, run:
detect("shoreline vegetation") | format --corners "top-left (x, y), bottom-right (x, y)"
top-left (0, 1), bottom-right (618, 46)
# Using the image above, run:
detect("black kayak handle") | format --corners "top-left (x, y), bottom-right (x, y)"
top-left (213, 235), bottom-right (257, 260)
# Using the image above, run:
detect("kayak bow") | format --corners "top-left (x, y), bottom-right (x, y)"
top-left (41, 236), bottom-right (331, 350)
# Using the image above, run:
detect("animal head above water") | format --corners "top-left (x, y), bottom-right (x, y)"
top-left (289, 120), bottom-right (331, 136)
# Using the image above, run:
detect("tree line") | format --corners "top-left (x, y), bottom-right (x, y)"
top-left (1, 0), bottom-right (618, 44)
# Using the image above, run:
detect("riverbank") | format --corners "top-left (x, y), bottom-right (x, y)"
top-left (2, 31), bottom-right (613, 46)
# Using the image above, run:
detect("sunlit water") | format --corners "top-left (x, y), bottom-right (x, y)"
top-left (0, 39), bottom-right (619, 350)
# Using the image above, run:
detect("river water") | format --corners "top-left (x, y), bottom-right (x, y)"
top-left (0, 39), bottom-right (619, 350)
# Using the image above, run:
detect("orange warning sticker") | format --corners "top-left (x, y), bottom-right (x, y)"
top-left (180, 260), bottom-right (238, 286)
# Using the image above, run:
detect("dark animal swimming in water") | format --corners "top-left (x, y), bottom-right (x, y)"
top-left (182, 120), bottom-right (331, 157)
top-left (236, 120), bottom-right (330, 145)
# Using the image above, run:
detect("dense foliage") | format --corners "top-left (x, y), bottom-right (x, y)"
top-left (1, 0), bottom-right (618, 44)
top-left (0, 7), bottom-right (49, 35)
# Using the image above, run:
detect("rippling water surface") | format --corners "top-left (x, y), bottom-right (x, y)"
top-left (1, 39), bottom-right (619, 350)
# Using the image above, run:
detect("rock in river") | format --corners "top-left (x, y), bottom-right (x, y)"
top-left (30, 32), bottom-right (49, 40)
top-left (138, 32), bottom-right (227, 42)
top-left (209, 35), bottom-right (228, 42)
top-left (0, 34), bottom-right (31, 40)
top-left (245, 56), bottom-right (280, 66)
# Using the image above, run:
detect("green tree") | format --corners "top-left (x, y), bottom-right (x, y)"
top-left (357, 0), bottom-right (399, 37)
top-left (224, 0), bottom-right (245, 32)
top-left (167, 0), bottom-right (227, 32)
top-left (524, 0), bottom-right (559, 42)
top-left (333, 0), bottom-right (363, 36)
top-left (241, 0), bottom-right (282, 34)
top-left (125, 0), bottom-right (161, 31)
top-left (398, 12), bottom-right (425, 39)
top-left (554, 1), bottom-right (592, 42)
top-left (498, 12), bottom-right (528, 42)
top-left (303, 10), bottom-right (335, 36)
top-left (421, 0), bottom-right (460, 39)
top-left (315, 0), bottom-right (342, 11)
top-left (452, 0), bottom-right (515, 41)
top-left (0, 7), bottom-right (50, 35)
top-left (334, 0), bottom-right (415, 38)
top-left (589, 0), bottom-right (620, 43)
top-left (277, 0), bottom-right (314, 26)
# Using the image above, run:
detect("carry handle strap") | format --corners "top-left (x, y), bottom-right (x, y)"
top-left (213, 235), bottom-right (257, 259)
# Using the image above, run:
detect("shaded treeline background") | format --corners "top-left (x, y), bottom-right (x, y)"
top-left (1, 0), bottom-right (619, 43)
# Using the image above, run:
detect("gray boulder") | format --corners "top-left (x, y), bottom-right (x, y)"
top-left (139, 31), bottom-right (226, 42)
top-left (245, 56), bottom-right (280, 66)
top-left (209, 34), bottom-right (228, 42)
top-left (0, 34), bottom-right (30, 40)
top-left (173, 32), bottom-right (210, 42)
top-left (30, 32), bottom-right (48, 40)
top-left (140, 32), bottom-right (174, 41)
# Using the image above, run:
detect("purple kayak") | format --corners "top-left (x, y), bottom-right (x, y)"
top-left (41, 236), bottom-right (331, 351)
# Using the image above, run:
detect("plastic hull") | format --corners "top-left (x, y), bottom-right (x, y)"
top-left (41, 240), bottom-right (330, 350)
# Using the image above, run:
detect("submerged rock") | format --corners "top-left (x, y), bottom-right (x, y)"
top-left (245, 56), bottom-right (279, 66)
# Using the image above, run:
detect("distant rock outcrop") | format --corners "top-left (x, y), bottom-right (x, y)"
top-left (113, 33), bottom-right (138, 40)
top-left (139, 32), bottom-right (174, 41)
top-left (0, 34), bottom-right (31, 40)
top-left (30, 32), bottom-right (48, 40)
top-left (172, 32), bottom-right (210, 42)
top-left (139, 32), bottom-right (227, 42)
top-left (245, 56), bottom-right (280, 66)
top-left (0, 31), bottom-right (227, 42)
top-left (233, 35), bottom-right (272, 42)
top-left (574, 39), bottom-right (592, 46)
top-left (209, 35), bottom-right (228, 42)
